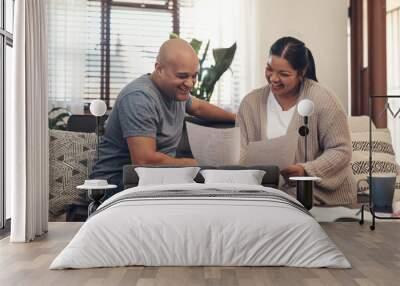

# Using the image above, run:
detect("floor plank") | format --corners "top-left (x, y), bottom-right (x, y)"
top-left (0, 222), bottom-right (399, 286)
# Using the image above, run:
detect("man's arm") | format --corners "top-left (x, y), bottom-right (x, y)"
top-left (127, 136), bottom-right (197, 166)
top-left (186, 97), bottom-right (236, 122)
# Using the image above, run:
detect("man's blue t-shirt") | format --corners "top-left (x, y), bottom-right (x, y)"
top-left (90, 74), bottom-right (192, 190)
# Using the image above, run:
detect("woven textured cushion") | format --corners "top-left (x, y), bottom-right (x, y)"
top-left (351, 129), bottom-right (398, 195)
top-left (49, 130), bottom-right (96, 219)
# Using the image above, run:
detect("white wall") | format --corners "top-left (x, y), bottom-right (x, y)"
top-left (252, 0), bottom-right (349, 112)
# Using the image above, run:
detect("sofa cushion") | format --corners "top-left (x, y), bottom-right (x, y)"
top-left (351, 129), bottom-right (397, 194)
top-left (49, 129), bottom-right (96, 219)
top-left (176, 116), bottom-right (236, 158)
top-left (348, 116), bottom-right (376, 133)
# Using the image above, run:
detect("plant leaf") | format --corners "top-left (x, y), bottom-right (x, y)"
top-left (49, 107), bottom-right (65, 112)
top-left (48, 112), bottom-right (71, 130)
top-left (169, 32), bottom-right (180, 39)
top-left (201, 67), bottom-right (217, 94)
top-left (48, 107), bottom-right (71, 117)
top-left (199, 40), bottom-right (210, 66)
top-left (212, 42), bottom-right (237, 76)
top-left (198, 40), bottom-right (210, 82)
top-left (190, 38), bottom-right (202, 55)
top-left (54, 112), bottom-right (71, 120)
top-left (200, 42), bottom-right (237, 97)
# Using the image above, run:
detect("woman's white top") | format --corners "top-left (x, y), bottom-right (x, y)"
top-left (266, 91), bottom-right (296, 139)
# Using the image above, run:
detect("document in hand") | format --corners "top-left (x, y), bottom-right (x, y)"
top-left (245, 131), bottom-right (299, 170)
top-left (186, 122), bottom-right (240, 165)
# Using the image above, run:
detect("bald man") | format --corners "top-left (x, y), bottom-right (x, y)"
top-left (90, 39), bottom-right (235, 193)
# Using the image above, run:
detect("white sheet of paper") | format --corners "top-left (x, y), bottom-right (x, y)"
top-left (186, 122), bottom-right (240, 166)
top-left (245, 131), bottom-right (298, 170)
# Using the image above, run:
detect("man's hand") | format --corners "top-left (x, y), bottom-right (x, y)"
top-left (280, 164), bottom-right (306, 180)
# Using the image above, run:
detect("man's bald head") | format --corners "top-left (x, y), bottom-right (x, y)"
top-left (157, 38), bottom-right (198, 67)
top-left (151, 39), bottom-right (199, 102)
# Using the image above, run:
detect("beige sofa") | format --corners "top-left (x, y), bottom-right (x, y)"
top-left (48, 116), bottom-right (400, 221)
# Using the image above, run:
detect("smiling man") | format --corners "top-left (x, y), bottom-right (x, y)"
top-left (90, 39), bottom-right (235, 193)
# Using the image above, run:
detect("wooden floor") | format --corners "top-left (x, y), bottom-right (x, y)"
top-left (1, 222), bottom-right (400, 286)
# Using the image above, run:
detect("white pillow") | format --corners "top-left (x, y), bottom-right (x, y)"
top-left (200, 169), bottom-right (266, 185)
top-left (135, 167), bottom-right (201, 186)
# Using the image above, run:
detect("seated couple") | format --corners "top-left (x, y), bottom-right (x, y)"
top-left (90, 37), bottom-right (357, 206)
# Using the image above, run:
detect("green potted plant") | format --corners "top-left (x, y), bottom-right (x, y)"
top-left (48, 107), bottom-right (71, 130)
top-left (170, 33), bottom-right (237, 102)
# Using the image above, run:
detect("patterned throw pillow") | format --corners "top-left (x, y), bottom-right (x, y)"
top-left (351, 129), bottom-right (398, 194)
top-left (49, 130), bottom-right (96, 219)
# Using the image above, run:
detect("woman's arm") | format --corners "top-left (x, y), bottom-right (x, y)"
top-left (186, 97), bottom-right (236, 122)
top-left (236, 101), bottom-right (253, 164)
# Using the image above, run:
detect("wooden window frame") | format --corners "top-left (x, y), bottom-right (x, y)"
top-left (94, 0), bottom-right (180, 108)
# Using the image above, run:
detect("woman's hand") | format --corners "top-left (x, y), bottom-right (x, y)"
top-left (280, 164), bottom-right (306, 180)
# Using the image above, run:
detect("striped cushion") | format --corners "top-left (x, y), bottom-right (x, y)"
top-left (351, 129), bottom-right (398, 195)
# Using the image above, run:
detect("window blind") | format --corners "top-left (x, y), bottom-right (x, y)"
top-left (86, 0), bottom-right (174, 107)
top-left (47, 0), bottom-right (89, 112)
top-left (47, 0), bottom-right (247, 111)
top-left (48, 0), bottom-right (176, 110)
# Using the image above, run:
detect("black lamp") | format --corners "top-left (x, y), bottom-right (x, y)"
top-left (293, 99), bottom-right (318, 210)
top-left (84, 100), bottom-right (109, 215)
top-left (89, 99), bottom-right (107, 161)
top-left (297, 99), bottom-right (314, 162)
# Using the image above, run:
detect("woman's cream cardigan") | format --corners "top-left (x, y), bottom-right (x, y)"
top-left (236, 79), bottom-right (357, 206)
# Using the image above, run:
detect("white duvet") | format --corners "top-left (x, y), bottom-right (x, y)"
top-left (50, 183), bottom-right (351, 269)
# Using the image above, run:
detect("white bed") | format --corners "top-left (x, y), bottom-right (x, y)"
top-left (50, 183), bottom-right (351, 269)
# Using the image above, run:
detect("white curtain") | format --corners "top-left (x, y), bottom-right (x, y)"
top-left (8, 0), bottom-right (49, 242)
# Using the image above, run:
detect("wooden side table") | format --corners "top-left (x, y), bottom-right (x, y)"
top-left (289, 176), bottom-right (321, 210)
top-left (77, 183), bottom-right (117, 216)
